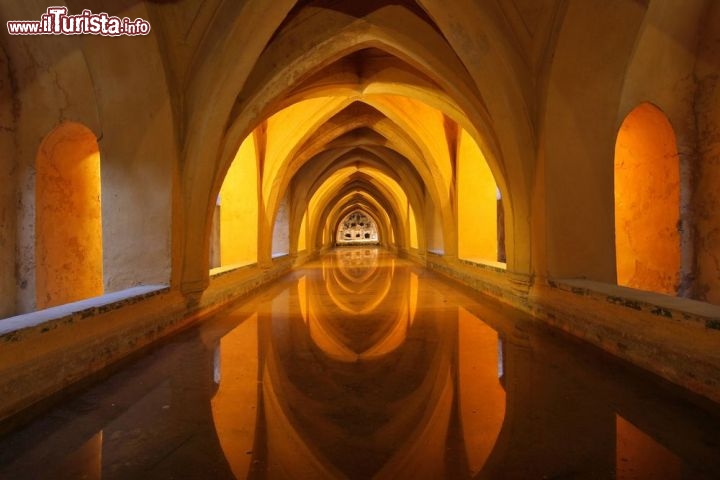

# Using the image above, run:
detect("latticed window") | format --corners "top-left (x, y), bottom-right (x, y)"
top-left (336, 210), bottom-right (379, 244)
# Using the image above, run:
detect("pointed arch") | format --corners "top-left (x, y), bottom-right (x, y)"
top-left (178, 0), bottom-right (534, 292)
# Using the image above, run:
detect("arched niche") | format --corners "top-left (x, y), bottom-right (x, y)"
top-left (614, 103), bottom-right (680, 295)
top-left (36, 122), bottom-right (103, 309)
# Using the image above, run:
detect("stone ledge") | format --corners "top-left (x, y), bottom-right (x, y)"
top-left (552, 279), bottom-right (720, 329)
top-left (0, 288), bottom-right (188, 428)
top-left (457, 257), bottom-right (508, 272)
top-left (200, 257), bottom-right (294, 311)
top-left (209, 262), bottom-right (257, 279)
top-left (0, 285), bottom-right (169, 339)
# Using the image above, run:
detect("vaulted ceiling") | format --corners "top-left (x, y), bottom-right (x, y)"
top-left (151, 0), bottom-right (569, 288)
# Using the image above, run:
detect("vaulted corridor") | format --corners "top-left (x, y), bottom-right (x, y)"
top-left (2, 248), bottom-right (719, 479)
top-left (2, 1), bottom-right (720, 477)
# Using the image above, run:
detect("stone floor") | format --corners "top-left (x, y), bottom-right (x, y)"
top-left (0, 248), bottom-right (719, 479)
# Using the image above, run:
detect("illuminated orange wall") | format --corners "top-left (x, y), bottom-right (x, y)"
top-left (457, 128), bottom-right (498, 263)
top-left (36, 122), bottom-right (103, 309)
top-left (220, 135), bottom-right (258, 267)
top-left (614, 104), bottom-right (680, 294)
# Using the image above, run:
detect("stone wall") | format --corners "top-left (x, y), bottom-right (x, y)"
top-left (694, 3), bottom-right (720, 304)
top-left (0, 45), bottom-right (16, 318)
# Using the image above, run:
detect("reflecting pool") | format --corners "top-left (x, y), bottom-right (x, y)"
top-left (1, 249), bottom-right (719, 479)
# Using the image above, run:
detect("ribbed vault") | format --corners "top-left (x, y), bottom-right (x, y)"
top-left (2, 0), bottom-right (720, 458)
top-left (177, 0), bottom-right (533, 292)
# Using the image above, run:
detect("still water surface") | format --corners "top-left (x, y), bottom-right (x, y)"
top-left (1, 249), bottom-right (719, 479)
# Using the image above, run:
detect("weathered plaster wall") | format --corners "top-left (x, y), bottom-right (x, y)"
top-left (616, 0), bottom-right (706, 297)
top-left (543, 0), bottom-right (645, 282)
top-left (0, 2), bottom-right (174, 315)
top-left (0, 44), bottom-right (16, 318)
top-left (694, 3), bottom-right (720, 305)
top-left (6, 32), bottom-right (101, 314)
top-left (81, 3), bottom-right (174, 291)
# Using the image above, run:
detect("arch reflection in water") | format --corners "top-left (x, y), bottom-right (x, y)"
top-left (2, 250), bottom-right (719, 479)
top-left (212, 248), bottom-right (505, 479)
top-left (307, 249), bottom-right (413, 361)
top-left (211, 313), bottom-right (259, 480)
